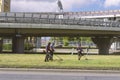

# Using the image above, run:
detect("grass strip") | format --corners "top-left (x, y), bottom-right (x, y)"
top-left (0, 54), bottom-right (120, 70)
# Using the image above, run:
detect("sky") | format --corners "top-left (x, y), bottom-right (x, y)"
top-left (11, 0), bottom-right (120, 12)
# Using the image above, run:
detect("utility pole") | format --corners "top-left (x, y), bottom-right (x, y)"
top-left (57, 0), bottom-right (63, 12)
top-left (57, 0), bottom-right (64, 19)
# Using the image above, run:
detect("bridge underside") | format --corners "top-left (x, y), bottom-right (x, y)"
top-left (0, 28), bottom-right (119, 55)
top-left (0, 22), bottom-right (119, 54)
top-left (0, 28), bottom-right (119, 37)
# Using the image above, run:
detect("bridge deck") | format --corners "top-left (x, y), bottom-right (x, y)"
top-left (0, 12), bottom-right (120, 28)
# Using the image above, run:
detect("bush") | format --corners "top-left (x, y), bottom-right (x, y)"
top-left (3, 44), bottom-right (12, 50)
top-left (64, 42), bottom-right (69, 46)
top-left (24, 43), bottom-right (34, 50)
top-left (3, 43), bottom-right (34, 51)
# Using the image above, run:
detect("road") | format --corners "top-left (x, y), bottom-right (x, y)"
top-left (0, 70), bottom-right (120, 80)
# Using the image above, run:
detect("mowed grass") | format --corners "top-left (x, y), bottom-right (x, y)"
top-left (0, 54), bottom-right (120, 70)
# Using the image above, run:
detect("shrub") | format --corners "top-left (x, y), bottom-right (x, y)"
top-left (3, 43), bottom-right (34, 51)
top-left (24, 43), bottom-right (34, 50)
top-left (64, 42), bottom-right (69, 46)
top-left (3, 44), bottom-right (12, 50)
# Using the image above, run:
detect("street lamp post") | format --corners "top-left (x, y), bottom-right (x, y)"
top-left (57, 0), bottom-right (63, 12)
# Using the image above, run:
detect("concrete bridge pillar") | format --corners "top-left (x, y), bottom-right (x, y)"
top-left (92, 37), bottom-right (113, 55)
top-left (0, 38), bottom-right (3, 52)
top-left (12, 36), bottom-right (24, 53)
top-left (36, 37), bottom-right (41, 48)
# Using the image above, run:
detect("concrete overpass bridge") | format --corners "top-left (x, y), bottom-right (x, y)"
top-left (0, 12), bottom-right (120, 54)
top-left (64, 10), bottom-right (120, 20)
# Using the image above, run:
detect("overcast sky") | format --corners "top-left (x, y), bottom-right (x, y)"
top-left (11, 0), bottom-right (120, 12)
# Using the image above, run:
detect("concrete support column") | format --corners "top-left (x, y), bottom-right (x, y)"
top-left (36, 37), bottom-right (41, 48)
top-left (92, 37), bottom-right (113, 55)
top-left (0, 38), bottom-right (3, 52)
top-left (12, 36), bottom-right (24, 53)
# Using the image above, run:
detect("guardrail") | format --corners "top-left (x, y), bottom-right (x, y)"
top-left (65, 10), bottom-right (120, 16)
top-left (0, 12), bottom-right (120, 28)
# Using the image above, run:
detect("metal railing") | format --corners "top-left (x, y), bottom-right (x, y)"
top-left (65, 10), bottom-right (120, 16)
top-left (0, 12), bottom-right (120, 28)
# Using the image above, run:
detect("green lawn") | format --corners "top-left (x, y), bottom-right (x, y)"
top-left (0, 54), bottom-right (120, 70)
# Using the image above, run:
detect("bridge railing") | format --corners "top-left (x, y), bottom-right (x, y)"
top-left (65, 10), bottom-right (120, 17)
top-left (0, 12), bottom-right (120, 28)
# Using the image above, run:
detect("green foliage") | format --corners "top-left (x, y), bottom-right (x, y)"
top-left (3, 43), bottom-right (34, 51)
top-left (82, 37), bottom-right (92, 43)
top-left (63, 37), bottom-right (69, 46)
top-left (24, 43), bottom-right (34, 50)
top-left (64, 42), bottom-right (69, 46)
top-left (50, 37), bottom-right (93, 47)
top-left (3, 44), bottom-right (12, 50)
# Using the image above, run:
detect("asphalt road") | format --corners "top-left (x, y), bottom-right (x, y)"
top-left (0, 70), bottom-right (120, 80)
